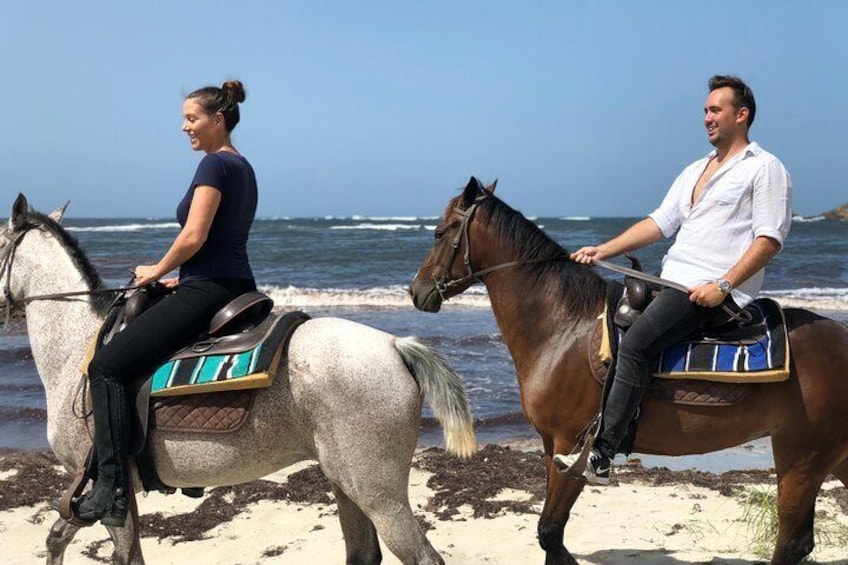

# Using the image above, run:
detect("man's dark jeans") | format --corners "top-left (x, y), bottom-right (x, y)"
top-left (595, 287), bottom-right (729, 459)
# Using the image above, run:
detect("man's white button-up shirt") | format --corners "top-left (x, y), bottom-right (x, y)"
top-left (648, 142), bottom-right (792, 306)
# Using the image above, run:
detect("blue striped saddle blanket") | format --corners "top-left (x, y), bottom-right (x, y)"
top-left (603, 298), bottom-right (790, 383)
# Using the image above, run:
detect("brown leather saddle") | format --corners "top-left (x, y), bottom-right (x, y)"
top-left (583, 272), bottom-right (789, 458)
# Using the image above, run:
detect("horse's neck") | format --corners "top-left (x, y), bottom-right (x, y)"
top-left (483, 266), bottom-right (598, 379)
top-left (20, 235), bottom-right (104, 395)
top-left (486, 274), bottom-right (555, 350)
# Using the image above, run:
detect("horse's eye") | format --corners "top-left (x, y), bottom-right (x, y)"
top-left (434, 230), bottom-right (444, 241)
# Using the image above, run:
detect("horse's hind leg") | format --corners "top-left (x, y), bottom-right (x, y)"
top-left (331, 483), bottom-right (382, 565)
top-left (349, 489), bottom-right (441, 565)
top-left (770, 437), bottom-right (831, 565)
top-left (45, 517), bottom-right (80, 565)
top-left (830, 458), bottom-right (848, 488)
top-left (326, 467), bottom-right (442, 565)
top-left (317, 424), bottom-right (442, 564)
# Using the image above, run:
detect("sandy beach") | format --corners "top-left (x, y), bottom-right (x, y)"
top-left (1, 442), bottom-right (847, 565)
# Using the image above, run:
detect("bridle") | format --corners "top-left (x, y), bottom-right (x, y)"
top-left (0, 222), bottom-right (135, 329)
top-left (430, 192), bottom-right (752, 323)
top-left (432, 193), bottom-right (558, 300)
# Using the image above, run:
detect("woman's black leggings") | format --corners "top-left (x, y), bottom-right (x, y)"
top-left (595, 288), bottom-right (729, 459)
top-left (88, 277), bottom-right (256, 386)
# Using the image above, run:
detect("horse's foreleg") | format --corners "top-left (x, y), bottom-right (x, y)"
top-left (45, 517), bottom-right (80, 565)
top-left (537, 454), bottom-right (584, 565)
top-left (331, 483), bottom-right (382, 565)
top-left (105, 519), bottom-right (145, 565)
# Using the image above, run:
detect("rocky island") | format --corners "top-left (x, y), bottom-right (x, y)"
top-left (822, 202), bottom-right (848, 219)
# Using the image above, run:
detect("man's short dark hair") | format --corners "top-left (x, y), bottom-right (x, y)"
top-left (709, 75), bottom-right (756, 128)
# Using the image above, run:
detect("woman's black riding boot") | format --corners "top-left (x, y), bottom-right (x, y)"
top-left (73, 378), bottom-right (130, 527)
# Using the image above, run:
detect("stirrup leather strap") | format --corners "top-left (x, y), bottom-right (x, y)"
top-left (58, 446), bottom-right (98, 527)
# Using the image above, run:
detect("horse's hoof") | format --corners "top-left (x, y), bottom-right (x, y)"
top-left (181, 487), bottom-right (205, 498)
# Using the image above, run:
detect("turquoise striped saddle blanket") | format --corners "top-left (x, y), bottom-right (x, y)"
top-left (150, 310), bottom-right (311, 396)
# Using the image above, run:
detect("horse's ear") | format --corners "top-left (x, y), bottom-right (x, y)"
top-left (48, 201), bottom-right (70, 224)
top-left (484, 179), bottom-right (497, 194)
top-left (10, 193), bottom-right (29, 230)
top-left (462, 176), bottom-right (486, 206)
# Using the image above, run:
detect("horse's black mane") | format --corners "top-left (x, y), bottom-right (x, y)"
top-left (25, 209), bottom-right (113, 315)
top-left (472, 193), bottom-right (608, 319)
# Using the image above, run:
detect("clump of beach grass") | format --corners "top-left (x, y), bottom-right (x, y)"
top-left (734, 484), bottom-right (848, 561)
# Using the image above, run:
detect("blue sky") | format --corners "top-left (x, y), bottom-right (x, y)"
top-left (2, 1), bottom-right (846, 218)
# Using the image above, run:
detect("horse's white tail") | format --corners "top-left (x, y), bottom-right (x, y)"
top-left (394, 337), bottom-right (477, 458)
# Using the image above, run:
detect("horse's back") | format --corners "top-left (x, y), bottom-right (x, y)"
top-left (286, 316), bottom-right (419, 403)
top-left (289, 316), bottom-right (399, 364)
top-left (784, 307), bottom-right (848, 360)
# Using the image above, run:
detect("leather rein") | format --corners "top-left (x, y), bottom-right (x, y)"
top-left (433, 193), bottom-right (753, 324)
top-left (1, 224), bottom-right (135, 329)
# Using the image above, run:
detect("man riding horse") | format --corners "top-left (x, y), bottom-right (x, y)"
top-left (555, 75), bottom-right (792, 484)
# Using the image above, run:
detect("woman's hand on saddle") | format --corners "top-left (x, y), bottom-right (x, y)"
top-left (688, 282), bottom-right (726, 308)
top-left (570, 246), bottom-right (604, 265)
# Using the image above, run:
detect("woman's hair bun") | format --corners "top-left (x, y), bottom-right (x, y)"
top-left (222, 80), bottom-right (246, 104)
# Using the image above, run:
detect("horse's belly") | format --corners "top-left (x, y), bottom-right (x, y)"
top-left (148, 432), bottom-right (307, 487)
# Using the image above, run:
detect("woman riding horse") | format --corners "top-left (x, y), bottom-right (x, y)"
top-left (74, 80), bottom-right (259, 526)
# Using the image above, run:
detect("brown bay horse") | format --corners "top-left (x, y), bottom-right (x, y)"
top-left (409, 177), bottom-right (848, 565)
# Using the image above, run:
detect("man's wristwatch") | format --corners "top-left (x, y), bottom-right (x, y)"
top-left (717, 278), bottom-right (733, 294)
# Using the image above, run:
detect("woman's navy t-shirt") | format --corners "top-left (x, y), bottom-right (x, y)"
top-left (176, 152), bottom-right (257, 281)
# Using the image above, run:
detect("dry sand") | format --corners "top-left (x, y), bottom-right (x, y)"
top-left (1, 443), bottom-right (847, 564)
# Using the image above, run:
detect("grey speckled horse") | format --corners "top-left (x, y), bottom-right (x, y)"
top-left (0, 194), bottom-right (476, 565)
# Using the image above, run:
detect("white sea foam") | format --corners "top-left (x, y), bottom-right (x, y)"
top-left (260, 284), bottom-right (491, 309)
top-left (761, 287), bottom-right (848, 312)
top-left (322, 215), bottom-right (437, 222)
top-left (562, 216), bottom-right (591, 221)
top-left (792, 215), bottom-right (826, 223)
top-left (259, 283), bottom-right (847, 314)
top-left (66, 222), bottom-right (179, 233)
top-left (329, 223), bottom-right (432, 231)
top-left (350, 215), bottom-right (426, 222)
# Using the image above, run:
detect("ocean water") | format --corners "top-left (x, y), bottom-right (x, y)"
top-left (1, 214), bottom-right (846, 472)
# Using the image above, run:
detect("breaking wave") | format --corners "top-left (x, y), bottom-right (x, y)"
top-left (260, 284), bottom-right (491, 309)
top-left (329, 223), bottom-right (436, 231)
top-left (259, 284), bottom-right (847, 314)
top-left (761, 287), bottom-right (848, 312)
top-left (66, 222), bottom-right (179, 233)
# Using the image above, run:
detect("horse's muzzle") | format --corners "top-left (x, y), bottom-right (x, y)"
top-left (409, 280), bottom-right (443, 313)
